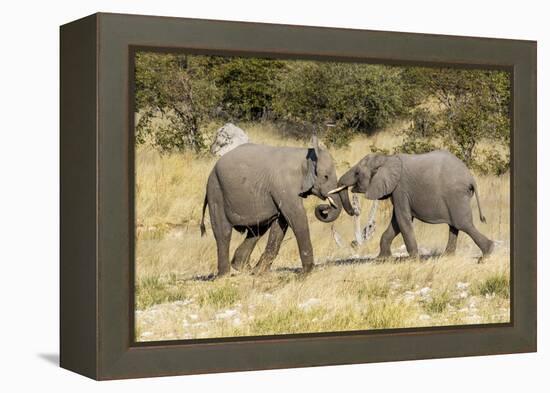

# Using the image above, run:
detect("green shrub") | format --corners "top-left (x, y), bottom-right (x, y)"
top-left (423, 290), bottom-right (452, 314)
top-left (472, 149), bottom-right (510, 175)
top-left (475, 273), bottom-right (510, 298)
top-left (199, 282), bottom-right (240, 309)
top-left (272, 62), bottom-right (410, 134)
top-left (324, 126), bottom-right (354, 148)
top-left (135, 274), bottom-right (185, 309)
top-left (396, 139), bottom-right (437, 155)
top-left (369, 144), bottom-right (391, 155)
top-left (213, 58), bottom-right (286, 120)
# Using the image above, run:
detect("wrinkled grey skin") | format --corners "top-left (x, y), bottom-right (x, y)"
top-left (201, 139), bottom-right (355, 276)
top-left (336, 150), bottom-right (494, 258)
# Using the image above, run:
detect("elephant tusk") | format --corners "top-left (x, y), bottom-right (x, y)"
top-left (327, 185), bottom-right (349, 195)
top-left (326, 195), bottom-right (337, 208)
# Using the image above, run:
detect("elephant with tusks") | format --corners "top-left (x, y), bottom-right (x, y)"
top-left (328, 150), bottom-right (494, 258)
top-left (200, 136), bottom-right (356, 277)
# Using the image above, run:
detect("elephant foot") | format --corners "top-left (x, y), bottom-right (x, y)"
top-left (377, 251), bottom-right (392, 259)
top-left (477, 241), bottom-right (495, 263)
top-left (482, 241), bottom-right (495, 257)
top-left (231, 261), bottom-right (251, 272)
top-left (443, 250), bottom-right (456, 257)
top-left (217, 271), bottom-right (230, 278)
top-left (301, 263), bottom-right (314, 275)
top-left (252, 263), bottom-right (271, 275)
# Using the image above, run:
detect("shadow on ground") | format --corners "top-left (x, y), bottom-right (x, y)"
top-left (181, 250), bottom-right (466, 282)
top-left (38, 353), bottom-right (59, 366)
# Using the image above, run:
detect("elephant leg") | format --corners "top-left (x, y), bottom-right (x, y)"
top-left (378, 211), bottom-right (400, 258)
top-left (210, 211), bottom-right (232, 276)
top-left (394, 202), bottom-right (418, 258)
top-left (231, 230), bottom-right (260, 271)
top-left (253, 216), bottom-right (288, 274)
top-left (452, 199), bottom-right (494, 257)
top-left (207, 175), bottom-right (233, 277)
top-left (280, 204), bottom-right (314, 273)
top-left (444, 226), bottom-right (459, 255)
top-left (458, 224), bottom-right (494, 257)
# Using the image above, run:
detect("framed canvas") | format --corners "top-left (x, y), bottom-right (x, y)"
top-left (60, 12), bottom-right (537, 380)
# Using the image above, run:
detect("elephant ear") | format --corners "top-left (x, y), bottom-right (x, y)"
top-left (365, 155), bottom-right (402, 200)
top-left (300, 148), bottom-right (317, 195)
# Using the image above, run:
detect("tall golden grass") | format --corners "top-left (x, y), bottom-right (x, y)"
top-left (135, 122), bottom-right (510, 341)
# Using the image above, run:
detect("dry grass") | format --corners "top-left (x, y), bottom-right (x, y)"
top-left (135, 121), bottom-right (510, 341)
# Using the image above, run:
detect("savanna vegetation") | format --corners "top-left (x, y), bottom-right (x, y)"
top-left (135, 52), bottom-right (510, 174)
top-left (134, 52), bottom-right (511, 341)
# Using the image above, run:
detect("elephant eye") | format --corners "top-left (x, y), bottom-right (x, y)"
top-left (324, 174), bottom-right (329, 179)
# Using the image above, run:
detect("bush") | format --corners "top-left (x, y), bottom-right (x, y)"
top-left (324, 126), bottom-right (354, 148)
top-left (396, 139), bottom-right (438, 155)
top-left (401, 68), bottom-right (510, 168)
top-left (474, 272), bottom-right (510, 298)
top-left (272, 62), bottom-right (411, 135)
top-left (134, 53), bottom-right (220, 152)
top-left (369, 144), bottom-right (391, 155)
top-left (212, 58), bottom-right (286, 120)
top-left (474, 149), bottom-right (510, 176)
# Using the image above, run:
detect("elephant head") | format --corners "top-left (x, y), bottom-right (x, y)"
top-left (330, 154), bottom-right (402, 202)
top-left (299, 136), bottom-right (357, 222)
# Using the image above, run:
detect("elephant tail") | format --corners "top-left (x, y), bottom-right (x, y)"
top-left (200, 195), bottom-right (208, 236)
top-left (472, 183), bottom-right (487, 223)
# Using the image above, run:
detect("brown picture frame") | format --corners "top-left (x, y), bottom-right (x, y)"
top-left (60, 12), bottom-right (537, 380)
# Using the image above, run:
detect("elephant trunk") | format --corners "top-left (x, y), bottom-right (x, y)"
top-left (314, 192), bottom-right (343, 223)
top-left (335, 168), bottom-right (358, 216)
top-left (338, 186), bottom-right (356, 216)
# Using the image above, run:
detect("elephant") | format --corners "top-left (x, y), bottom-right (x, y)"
top-left (200, 136), bottom-right (356, 276)
top-left (329, 150), bottom-right (494, 258)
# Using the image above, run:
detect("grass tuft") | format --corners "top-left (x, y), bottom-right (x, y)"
top-left (423, 290), bottom-right (452, 314)
top-left (199, 282), bottom-right (240, 309)
top-left (474, 272), bottom-right (510, 299)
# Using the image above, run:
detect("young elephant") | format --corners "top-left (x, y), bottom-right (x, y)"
top-left (200, 137), bottom-right (356, 276)
top-left (330, 150), bottom-right (494, 258)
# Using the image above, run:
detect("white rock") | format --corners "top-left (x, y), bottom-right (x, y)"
top-left (233, 318), bottom-right (242, 326)
top-left (459, 291), bottom-right (469, 299)
top-left (141, 331), bottom-right (153, 337)
top-left (403, 291), bottom-right (416, 302)
top-left (210, 123), bottom-right (249, 156)
top-left (419, 287), bottom-right (432, 297)
top-left (298, 298), bottom-right (321, 310)
top-left (174, 299), bottom-right (193, 306)
top-left (457, 282), bottom-right (470, 290)
top-left (390, 281), bottom-right (402, 289)
top-left (419, 314), bottom-right (431, 320)
top-left (216, 309), bottom-right (238, 320)
top-left (189, 314), bottom-right (199, 320)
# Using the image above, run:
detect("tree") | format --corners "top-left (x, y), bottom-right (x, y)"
top-left (397, 68), bottom-right (510, 173)
top-left (272, 61), bottom-right (411, 145)
top-left (134, 52), bottom-right (220, 152)
top-left (212, 58), bottom-right (286, 120)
